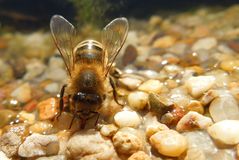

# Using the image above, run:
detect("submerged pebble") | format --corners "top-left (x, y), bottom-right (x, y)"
top-left (67, 130), bottom-right (118, 159)
top-left (0, 132), bottom-right (22, 157)
top-left (37, 98), bottom-right (58, 120)
top-left (150, 129), bottom-right (187, 157)
top-left (128, 151), bottom-right (151, 160)
top-left (176, 111), bottom-right (213, 132)
top-left (113, 128), bottom-right (143, 155)
top-left (114, 110), bottom-right (141, 128)
top-left (185, 76), bottom-right (215, 98)
top-left (128, 91), bottom-right (148, 110)
top-left (18, 133), bottom-right (59, 157)
top-left (207, 120), bottom-right (239, 145)
top-left (11, 83), bottom-right (32, 103)
top-left (209, 94), bottom-right (239, 122)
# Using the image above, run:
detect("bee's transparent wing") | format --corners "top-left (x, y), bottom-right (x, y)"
top-left (50, 15), bottom-right (77, 77)
top-left (102, 17), bottom-right (128, 77)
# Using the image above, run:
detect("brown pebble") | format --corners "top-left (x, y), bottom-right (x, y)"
top-left (37, 98), bottom-right (59, 120)
top-left (122, 45), bottom-right (138, 66)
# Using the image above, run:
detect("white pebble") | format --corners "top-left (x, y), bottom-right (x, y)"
top-left (144, 113), bottom-right (169, 138)
top-left (183, 131), bottom-right (217, 154)
top-left (207, 120), bottom-right (239, 145)
top-left (36, 155), bottom-right (66, 160)
top-left (113, 129), bottom-right (143, 155)
top-left (138, 79), bottom-right (163, 93)
top-left (18, 133), bottom-right (59, 157)
top-left (11, 82), bottom-right (32, 103)
top-left (118, 76), bottom-right (143, 90)
top-left (128, 91), bottom-right (148, 110)
top-left (100, 124), bottom-right (118, 137)
top-left (23, 59), bottom-right (46, 80)
top-left (44, 82), bottom-right (60, 93)
top-left (0, 151), bottom-right (10, 160)
top-left (209, 94), bottom-right (239, 122)
top-left (114, 110), bottom-right (141, 128)
top-left (192, 37), bottom-right (217, 51)
top-left (150, 130), bottom-right (187, 157)
top-left (67, 130), bottom-right (118, 159)
top-left (185, 76), bottom-right (215, 98)
top-left (176, 111), bottom-right (213, 132)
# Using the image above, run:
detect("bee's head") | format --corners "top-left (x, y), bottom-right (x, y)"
top-left (72, 92), bottom-right (105, 105)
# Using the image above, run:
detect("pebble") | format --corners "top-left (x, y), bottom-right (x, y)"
top-left (37, 98), bottom-right (58, 120)
top-left (56, 130), bottom-right (71, 155)
top-left (186, 100), bottom-right (204, 114)
top-left (185, 76), bottom-right (215, 98)
top-left (176, 111), bottom-right (213, 132)
top-left (200, 89), bottom-right (220, 106)
top-left (122, 45), bottom-right (138, 66)
top-left (192, 37), bottom-right (217, 51)
top-left (220, 59), bottom-right (239, 72)
top-left (144, 113), bottom-right (169, 138)
top-left (44, 68), bottom-right (67, 82)
top-left (128, 151), bottom-right (152, 160)
top-left (152, 35), bottom-right (177, 48)
top-left (0, 109), bottom-right (16, 128)
top-left (149, 130), bottom-right (187, 157)
top-left (118, 76), bottom-right (143, 90)
top-left (207, 120), bottom-right (239, 145)
top-left (0, 132), bottom-right (21, 157)
top-left (23, 59), bottom-right (46, 80)
top-left (148, 93), bottom-right (172, 115)
top-left (149, 15), bottom-right (162, 28)
top-left (114, 110), bottom-right (141, 128)
top-left (44, 82), bottom-right (60, 94)
top-left (29, 121), bottom-right (54, 134)
top-left (0, 151), bottom-right (10, 160)
top-left (67, 130), bottom-right (118, 160)
top-left (113, 128), bottom-right (143, 155)
top-left (184, 148), bottom-right (206, 160)
top-left (18, 133), bottom-right (59, 157)
top-left (183, 131), bottom-right (217, 155)
top-left (36, 155), bottom-right (66, 160)
top-left (138, 79), bottom-right (163, 94)
top-left (209, 94), bottom-right (239, 122)
top-left (100, 124), bottom-right (118, 137)
top-left (128, 91), bottom-right (148, 110)
top-left (0, 59), bottom-right (13, 86)
top-left (18, 111), bottom-right (36, 124)
top-left (3, 123), bottom-right (29, 139)
top-left (11, 82), bottom-right (32, 103)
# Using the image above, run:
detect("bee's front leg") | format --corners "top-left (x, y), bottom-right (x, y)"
top-left (56, 84), bottom-right (67, 119)
top-left (109, 76), bottom-right (124, 106)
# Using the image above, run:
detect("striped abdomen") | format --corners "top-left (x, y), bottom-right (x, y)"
top-left (74, 40), bottom-right (104, 64)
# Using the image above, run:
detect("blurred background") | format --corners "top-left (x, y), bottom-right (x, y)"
top-left (0, 0), bottom-right (239, 31)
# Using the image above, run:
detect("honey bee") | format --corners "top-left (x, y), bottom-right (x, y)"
top-left (50, 15), bottom-right (128, 129)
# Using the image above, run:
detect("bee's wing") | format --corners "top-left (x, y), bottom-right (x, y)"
top-left (102, 17), bottom-right (128, 77)
top-left (50, 15), bottom-right (78, 77)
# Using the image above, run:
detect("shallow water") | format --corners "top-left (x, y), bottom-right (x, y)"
top-left (1, 5), bottom-right (239, 160)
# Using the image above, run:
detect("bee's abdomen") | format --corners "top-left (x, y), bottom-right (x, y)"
top-left (74, 40), bottom-right (103, 64)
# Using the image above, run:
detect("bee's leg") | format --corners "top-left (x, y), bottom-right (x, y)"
top-left (69, 102), bottom-right (77, 129)
top-left (56, 84), bottom-right (67, 120)
top-left (69, 114), bottom-right (76, 129)
top-left (109, 76), bottom-right (124, 106)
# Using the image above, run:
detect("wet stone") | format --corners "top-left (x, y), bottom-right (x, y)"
top-left (122, 45), bottom-right (138, 66)
top-left (18, 133), bottom-right (59, 157)
top-left (67, 130), bottom-right (119, 160)
top-left (0, 109), bottom-right (16, 128)
top-left (37, 98), bottom-right (59, 121)
top-left (0, 132), bottom-right (21, 157)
